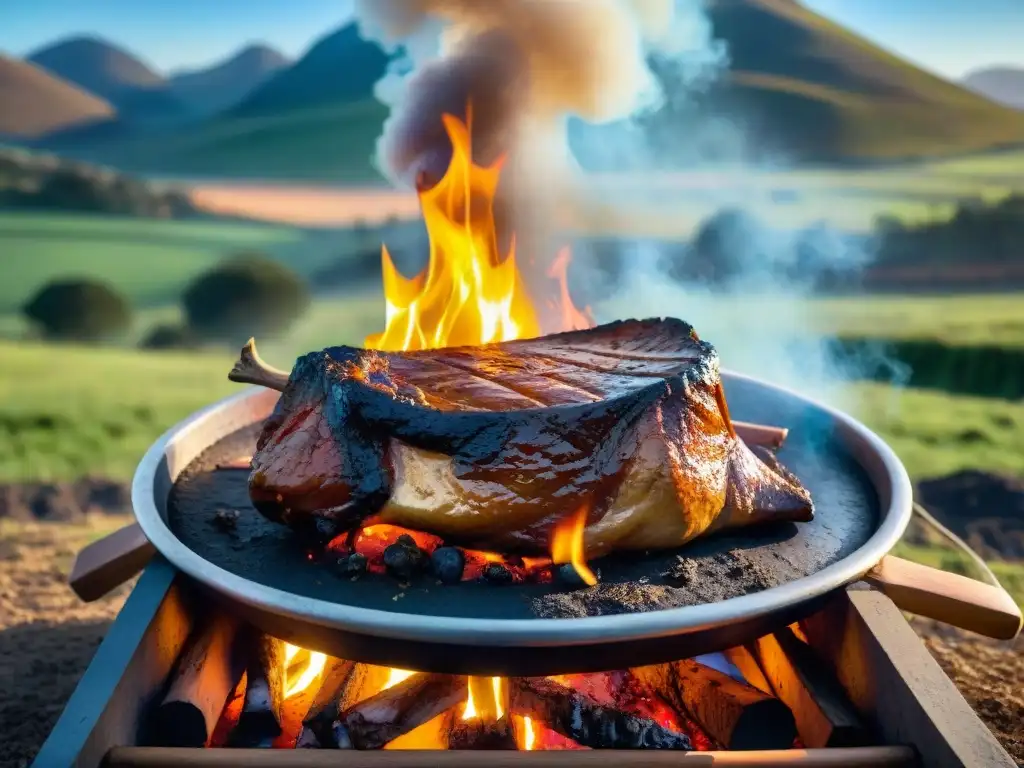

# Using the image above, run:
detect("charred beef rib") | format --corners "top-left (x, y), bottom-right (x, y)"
top-left (239, 318), bottom-right (813, 555)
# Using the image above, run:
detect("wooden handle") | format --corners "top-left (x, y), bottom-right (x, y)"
top-left (864, 555), bottom-right (1022, 640)
top-left (70, 522), bottom-right (156, 602)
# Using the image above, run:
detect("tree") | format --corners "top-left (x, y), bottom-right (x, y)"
top-left (685, 208), bottom-right (768, 284)
top-left (22, 279), bottom-right (132, 342)
top-left (182, 254), bottom-right (310, 342)
top-left (139, 323), bottom-right (197, 351)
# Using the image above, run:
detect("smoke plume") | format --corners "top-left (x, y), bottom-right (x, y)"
top-left (351, 0), bottom-right (900, 413)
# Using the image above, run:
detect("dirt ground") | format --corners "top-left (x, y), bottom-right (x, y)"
top-left (1, 519), bottom-right (1022, 767)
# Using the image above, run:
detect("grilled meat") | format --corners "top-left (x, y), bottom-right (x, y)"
top-left (243, 319), bottom-right (813, 555)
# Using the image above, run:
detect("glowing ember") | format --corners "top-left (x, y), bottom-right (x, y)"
top-left (550, 504), bottom-right (598, 587)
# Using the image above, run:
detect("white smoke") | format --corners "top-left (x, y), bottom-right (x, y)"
top-left (350, 0), bottom-right (896, 411)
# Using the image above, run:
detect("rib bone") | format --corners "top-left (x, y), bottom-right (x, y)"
top-left (229, 338), bottom-right (290, 391)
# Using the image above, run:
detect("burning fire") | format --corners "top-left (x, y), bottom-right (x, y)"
top-left (268, 109), bottom-right (600, 742)
top-left (282, 644), bottom-right (328, 698)
top-left (551, 504), bottom-right (598, 587)
top-left (365, 109), bottom-right (543, 351)
top-left (365, 107), bottom-right (596, 587)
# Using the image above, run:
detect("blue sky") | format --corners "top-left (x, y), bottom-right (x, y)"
top-left (0, 0), bottom-right (1021, 79)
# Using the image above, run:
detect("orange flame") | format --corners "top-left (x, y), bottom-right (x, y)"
top-left (517, 715), bottom-right (536, 750)
top-left (366, 109), bottom-right (542, 351)
top-left (548, 247), bottom-right (594, 332)
top-left (550, 504), bottom-right (597, 587)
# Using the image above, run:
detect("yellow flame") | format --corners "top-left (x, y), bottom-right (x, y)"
top-left (365, 110), bottom-right (541, 352)
top-left (462, 676), bottom-right (505, 721)
top-left (284, 650), bottom-right (327, 698)
top-left (283, 643), bottom-right (300, 666)
top-left (384, 668), bottom-right (416, 690)
top-left (518, 716), bottom-right (536, 750)
top-left (550, 504), bottom-right (598, 587)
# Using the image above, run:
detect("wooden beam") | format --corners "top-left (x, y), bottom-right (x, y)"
top-left (32, 559), bottom-right (189, 768)
top-left (802, 588), bottom-right (1016, 768)
top-left (748, 626), bottom-right (869, 748)
top-left (102, 745), bottom-right (919, 767)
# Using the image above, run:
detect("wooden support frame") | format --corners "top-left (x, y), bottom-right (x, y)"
top-left (31, 565), bottom-right (1018, 768)
top-left (32, 558), bottom-right (192, 768)
top-left (801, 587), bottom-right (1017, 768)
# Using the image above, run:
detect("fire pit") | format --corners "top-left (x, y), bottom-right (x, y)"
top-left (38, 100), bottom-right (1022, 767)
top-left (33, 558), bottom-right (1019, 766)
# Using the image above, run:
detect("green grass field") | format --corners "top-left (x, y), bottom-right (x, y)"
top-left (0, 212), bottom-right (307, 312)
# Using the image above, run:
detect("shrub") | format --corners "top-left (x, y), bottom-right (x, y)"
top-left (22, 279), bottom-right (132, 342)
top-left (139, 323), bottom-right (198, 351)
top-left (182, 254), bottom-right (310, 342)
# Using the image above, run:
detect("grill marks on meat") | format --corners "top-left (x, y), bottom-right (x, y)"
top-left (248, 319), bottom-right (814, 554)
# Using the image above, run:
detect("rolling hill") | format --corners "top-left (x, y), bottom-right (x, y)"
top-left (231, 24), bottom-right (391, 116)
top-left (22, 1), bottom-right (1024, 178)
top-left (170, 44), bottom-right (290, 117)
top-left (686, 0), bottom-right (1024, 162)
top-left (27, 36), bottom-right (189, 123)
top-left (0, 55), bottom-right (115, 139)
top-left (964, 67), bottom-right (1024, 111)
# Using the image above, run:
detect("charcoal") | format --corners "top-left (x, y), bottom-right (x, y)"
top-left (384, 535), bottom-right (427, 581)
top-left (483, 563), bottom-right (514, 585)
top-left (431, 547), bottom-right (465, 584)
top-left (334, 552), bottom-right (368, 579)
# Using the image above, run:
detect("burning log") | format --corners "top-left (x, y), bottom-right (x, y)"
top-left (150, 614), bottom-right (246, 748)
top-left (721, 646), bottom-right (774, 695)
top-left (748, 626), bottom-right (868, 748)
top-left (228, 634), bottom-right (287, 748)
top-left (508, 676), bottom-right (692, 750)
top-left (447, 719), bottom-right (518, 750)
top-left (335, 673), bottom-right (469, 750)
top-left (633, 659), bottom-right (797, 751)
top-left (385, 709), bottom-right (457, 751)
top-left (294, 659), bottom-right (357, 749)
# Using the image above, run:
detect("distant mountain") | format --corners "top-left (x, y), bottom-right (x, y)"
top-left (963, 67), bottom-right (1024, 111)
top-left (27, 36), bottom-right (189, 123)
top-left (170, 44), bottom-right (290, 117)
top-left (23, 2), bottom-right (1024, 180)
top-left (0, 54), bottom-right (115, 138)
top-left (675, 0), bottom-right (1024, 163)
top-left (231, 24), bottom-right (390, 116)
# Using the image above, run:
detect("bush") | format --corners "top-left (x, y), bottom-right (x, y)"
top-left (182, 254), bottom-right (310, 342)
top-left (139, 323), bottom-right (198, 351)
top-left (678, 208), bottom-right (768, 284)
top-left (22, 279), bottom-right (132, 342)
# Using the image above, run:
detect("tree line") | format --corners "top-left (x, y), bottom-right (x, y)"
top-left (22, 255), bottom-right (310, 348)
top-left (1, 148), bottom-right (197, 219)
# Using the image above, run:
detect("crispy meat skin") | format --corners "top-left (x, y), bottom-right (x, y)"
top-left (249, 319), bottom-right (813, 554)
